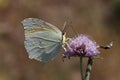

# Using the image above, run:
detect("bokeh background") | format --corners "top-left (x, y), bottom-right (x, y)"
top-left (0, 0), bottom-right (120, 80)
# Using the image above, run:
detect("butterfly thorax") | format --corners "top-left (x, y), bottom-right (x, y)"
top-left (62, 32), bottom-right (69, 51)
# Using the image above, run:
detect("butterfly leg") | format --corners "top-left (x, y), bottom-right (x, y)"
top-left (62, 44), bottom-right (67, 51)
top-left (62, 38), bottom-right (71, 51)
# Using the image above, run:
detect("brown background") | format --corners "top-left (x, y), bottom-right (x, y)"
top-left (0, 0), bottom-right (120, 80)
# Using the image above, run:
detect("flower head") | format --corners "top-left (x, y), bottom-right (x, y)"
top-left (63, 34), bottom-right (100, 58)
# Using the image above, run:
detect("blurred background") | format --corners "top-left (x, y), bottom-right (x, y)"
top-left (0, 0), bottom-right (120, 80)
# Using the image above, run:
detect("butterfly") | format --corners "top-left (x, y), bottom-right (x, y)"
top-left (22, 18), bottom-right (68, 62)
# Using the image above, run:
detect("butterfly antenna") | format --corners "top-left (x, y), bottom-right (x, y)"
top-left (62, 18), bottom-right (76, 36)
top-left (62, 21), bottom-right (67, 35)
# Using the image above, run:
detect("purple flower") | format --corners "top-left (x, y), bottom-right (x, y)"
top-left (63, 34), bottom-right (100, 58)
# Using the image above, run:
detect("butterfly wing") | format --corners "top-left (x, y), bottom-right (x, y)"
top-left (22, 18), bottom-right (62, 62)
top-left (22, 18), bottom-right (62, 36)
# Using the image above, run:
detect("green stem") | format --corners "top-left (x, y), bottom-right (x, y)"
top-left (84, 57), bottom-right (93, 80)
top-left (80, 56), bottom-right (84, 80)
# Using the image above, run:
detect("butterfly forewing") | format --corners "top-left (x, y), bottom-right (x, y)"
top-left (22, 18), bottom-right (62, 35)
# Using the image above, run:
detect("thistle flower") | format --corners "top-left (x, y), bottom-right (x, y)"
top-left (63, 34), bottom-right (100, 58)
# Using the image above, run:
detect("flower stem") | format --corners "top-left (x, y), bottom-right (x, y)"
top-left (80, 56), bottom-right (84, 80)
top-left (84, 57), bottom-right (93, 80)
